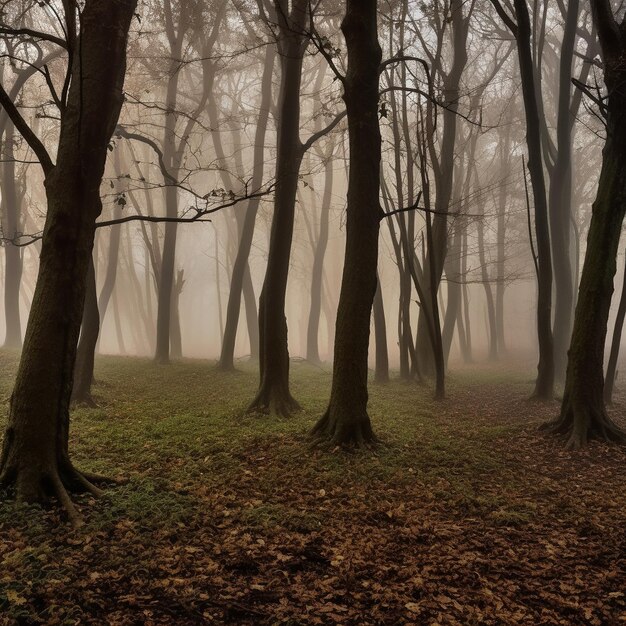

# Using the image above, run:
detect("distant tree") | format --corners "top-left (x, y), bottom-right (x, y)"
top-left (217, 42), bottom-right (276, 370)
top-left (0, 0), bottom-right (137, 523)
top-left (543, 0), bottom-right (626, 447)
top-left (312, 0), bottom-right (382, 445)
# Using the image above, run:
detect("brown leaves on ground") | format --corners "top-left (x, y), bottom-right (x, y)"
top-left (0, 360), bottom-right (625, 625)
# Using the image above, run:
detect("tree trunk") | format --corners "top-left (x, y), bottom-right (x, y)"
top-left (0, 0), bottom-right (135, 522)
top-left (1, 122), bottom-right (23, 349)
top-left (170, 268), bottom-right (184, 359)
top-left (312, 0), bottom-right (382, 445)
top-left (549, 0), bottom-right (578, 383)
top-left (461, 229), bottom-right (473, 363)
top-left (373, 274), bottom-right (389, 383)
top-left (154, 31), bottom-right (183, 364)
top-left (513, 0), bottom-right (554, 399)
top-left (306, 157), bottom-right (333, 363)
top-left (72, 256), bottom-right (99, 406)
top-left (218, 45), bottom-right (275, 370)
top-left (95, 149), bottom-right (124, 352)
top-left (415, 0), bottom-right (468, 376)
top-left (248, 0), bottom-right (307, 415)
top-left (604, 252), bottom-right (626, 404)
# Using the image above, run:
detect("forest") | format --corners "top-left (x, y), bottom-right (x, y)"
top-left (0, 0), bottom-right (625, 623)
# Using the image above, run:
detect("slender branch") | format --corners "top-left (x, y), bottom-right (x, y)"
top-left (0, 27), bottom-right (67, 49)
top-left (490, 0), bottom-right (518, 37)
top-left (301, 110), bottom-right (346, 152)
top-left (0, 82), bottom-right (54, 174)
top-left (2, 185), bottom-right (275, 247)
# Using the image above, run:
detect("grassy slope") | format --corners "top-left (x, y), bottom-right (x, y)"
top-left (0, 353), bottom-right (625, 625)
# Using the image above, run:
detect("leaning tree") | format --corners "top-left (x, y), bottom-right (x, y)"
top-left (0, 0), bottom-right (137, 523)
top-left (543, 0), bottom-right (626, 448)
top-left (311, 0), bottom-right (382, 445)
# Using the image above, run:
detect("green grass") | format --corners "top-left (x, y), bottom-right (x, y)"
top-left (0, 354), bottom-right (533, 529)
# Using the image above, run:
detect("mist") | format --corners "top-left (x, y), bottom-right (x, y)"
top-left (1, 0), bottom-right (625, 623)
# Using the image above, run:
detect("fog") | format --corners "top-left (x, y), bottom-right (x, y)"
top-left (1, 0), bottom-right (616, 373)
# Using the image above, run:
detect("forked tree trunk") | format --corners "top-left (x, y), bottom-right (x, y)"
top-left (0, 0), bottom-right (136, 522)
top-left (543, 2), bottom-right (626, 446)
top-left (311, 0), bottom-right (382, 445)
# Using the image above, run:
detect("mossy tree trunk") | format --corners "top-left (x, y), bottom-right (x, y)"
top-left (311, 0), bottom-right (382, 446)
top-left (0, 0), bottom-right (136, 523)
top-left (544, 0), bottom-right (626, 447)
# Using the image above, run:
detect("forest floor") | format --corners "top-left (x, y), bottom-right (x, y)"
top-left (0, 352), bottom-right (625, 625)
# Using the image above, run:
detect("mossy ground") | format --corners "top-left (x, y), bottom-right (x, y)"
top-left (0, 353), bottom-right (624, 624)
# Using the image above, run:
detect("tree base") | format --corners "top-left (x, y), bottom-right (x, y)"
top-left (247, 385), bottom-right (301, 418)
top-left (0, 447), bottom-right (111, 527)
top-left (71, 393), bottom-right (99, 408)
top-left (310, 408), bottom-right (377, 448)
top-left (541, 404), bottom-right (626, 449)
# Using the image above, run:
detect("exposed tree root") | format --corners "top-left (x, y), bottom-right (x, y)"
top-left (247, 385), bottom-right (301, 418)
top-left (541, 404), bottom-right (626, 450)
top-left (0, 449), bottom-right (113, 527)
top-left (310, 408), bottom-right (377, 449)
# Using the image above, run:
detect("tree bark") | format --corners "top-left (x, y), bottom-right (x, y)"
top-left (312, 0), bottom-right (382, 445)
top-left (0, 0), bottom-right (136, 522)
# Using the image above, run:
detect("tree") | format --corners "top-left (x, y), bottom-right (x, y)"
top-left (311, 0), bottom-right (381, 446)
top-left (0, 0), bottom-right (137, 523)
top-left (543, 0), bottom-right (626, 447)
top-left (414, 0), bottom-right (471, 377)
top-left (217, 43), bottom-right (276, 370)
top-left (248, 0), bottom-right (343, 415)
top-left (491, 0), bottom-right (554, 399)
